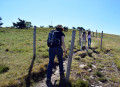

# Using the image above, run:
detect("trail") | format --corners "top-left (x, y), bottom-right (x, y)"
top-left (33, 47), bottom-right (120, 87)
top-left (33, 56), bottom-right (69, 87)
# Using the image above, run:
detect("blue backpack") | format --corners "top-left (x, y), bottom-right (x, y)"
top-left (47, 30), bottom-right (61, 47)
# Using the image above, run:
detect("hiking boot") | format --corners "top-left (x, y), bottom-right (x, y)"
top-left (46, 80), bottom-right (53, 87)
top-left (60, 74), bottom-right (65, 82)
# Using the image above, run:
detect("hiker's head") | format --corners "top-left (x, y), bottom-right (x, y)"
top-left (56, 25), bottom-right (64, 31)
top-left (88, 31), bottom-right (91, 35)
top-left (83, 31), bottom-right (86, 35)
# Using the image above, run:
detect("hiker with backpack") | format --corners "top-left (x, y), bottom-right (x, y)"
top-left (88, 31), bottom-right (91, 48)
top-left (80, 31), bottom-right (87, 51)
top-left (46, 25), bottom-right (66, 85)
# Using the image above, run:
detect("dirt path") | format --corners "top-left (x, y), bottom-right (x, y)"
top-left (33, 47), bottom-right (120, 87)
top-left (33, 56), bottom-right (69, 87)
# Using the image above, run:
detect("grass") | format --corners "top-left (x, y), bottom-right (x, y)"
top-left (0, 27), bottom-right (120, 86)
top-left (70, 79), bottom-right (89, 87)
top-left (0, 27), bottom-right (74, 87)
top-left (0, 66), bottom-right (9, 74)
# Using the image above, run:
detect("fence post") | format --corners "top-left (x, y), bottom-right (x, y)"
top-left (66, 30), bottom-right (76, 83)
top-left (33, 26), bottom-right (36, 56)
top-left (26, 26), bottom-right (36, 87)
top-left (96, 30), bottom-right (97, 38)
top-left (93, 32), bottom-right (94, 37)
top-left (100, 31), bottom-right (103, 50)
top-left (79, 30), bottom-right (81, 46)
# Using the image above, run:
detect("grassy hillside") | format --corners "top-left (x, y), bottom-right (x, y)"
top-left (0, 28), bottom-right (78, 87)
top-left (0, 27), bottom-right (120, 87)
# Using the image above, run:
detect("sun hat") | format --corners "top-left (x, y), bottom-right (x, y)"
top-left (56, 25), bottom-right (64, 31)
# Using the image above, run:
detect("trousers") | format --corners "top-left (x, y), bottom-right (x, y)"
top-left (47, 46), bottom-right (64, 80)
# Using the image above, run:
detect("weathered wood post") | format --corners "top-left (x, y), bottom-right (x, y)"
top-left (79, 30), bottom-right (82, 46)
top-left (93, 32), bottom-right (94, 37)
top-left (100, 31), bottom-right (103, 50)
top-left (26, 26), bottom-right (36, 87)
top-left (96, 30), bottom-right (97, 38)
top-left (33, 26), bottom-right (36, 56)
top-left (66, 30), bottom-right (76, 83)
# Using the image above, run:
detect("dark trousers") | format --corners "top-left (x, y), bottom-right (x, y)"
top-left (88, 38), bottom-right (91, 47)
top-left (47, 46), bottom-right (64, 80)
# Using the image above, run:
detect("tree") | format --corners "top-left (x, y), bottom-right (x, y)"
top-left (13, 18), bottom-right (32, 29)
top-left (26, 22), bottom-right (32, 28)
top-left (49, 25), bottom-right (53, 28)
top-left (40, 26), bottom-right (44, 28)
top-left (77, 27), bottom-right (84, 31)
top-left (72, 27), bottom-right (76, 29)
top-left (0, 23), bottom-right (3, 26)
top-left (64, 26), bottom-right (68, 32)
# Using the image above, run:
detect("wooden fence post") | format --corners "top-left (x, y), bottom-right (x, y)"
top-left (93, 32), bottom-right (94, 37)
top-left (79, 30), bottom-right (82, 46)
top-left (96, 30), bottom-right (97, 38)
top-left (100, 31), bottom-right (103, 50)
top-left (33, 26), bottom-right (36, 56)
top-left (26, 26), bottom-right (36, 87)
top-left (66, 30), bottom-right (76, 83)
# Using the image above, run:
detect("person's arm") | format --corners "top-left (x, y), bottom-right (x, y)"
top-left (61, 36), bottom-right (66, 56)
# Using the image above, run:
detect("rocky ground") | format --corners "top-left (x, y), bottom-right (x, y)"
top-left (32, 47), bottom-right (120, 87)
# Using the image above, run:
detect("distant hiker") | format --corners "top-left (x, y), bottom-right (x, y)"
top-left (88, 31), bottom-right (91, 47)
top-left (46, 25), bottom-right (66, 85)
top-left (80, 31), bottom-right (87, 51)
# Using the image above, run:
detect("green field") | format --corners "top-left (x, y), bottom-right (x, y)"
top-left (0, 28), bottom-right (120, 87)
top-left (0, 28), bottom-right (77, 87)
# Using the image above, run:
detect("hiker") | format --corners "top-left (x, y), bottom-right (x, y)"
top-left (80, 31), bottom-right (87, 51)
top-left (88, 31), bottom-right (91, 47)
top-left (46, 25), bottom-right (66, 85)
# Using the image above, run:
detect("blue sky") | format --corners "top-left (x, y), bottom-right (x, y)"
top-left (1, 0), bottom-right (120, 35)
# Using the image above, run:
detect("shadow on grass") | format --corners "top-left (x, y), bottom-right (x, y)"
top-left (25, 55), bottom-right (59, 87)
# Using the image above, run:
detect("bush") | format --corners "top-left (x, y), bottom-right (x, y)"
top-left (95, 71), bottom-right (104, 77)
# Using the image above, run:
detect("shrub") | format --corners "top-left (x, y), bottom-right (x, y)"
top-left (95, 71), bottom-right (104, 77)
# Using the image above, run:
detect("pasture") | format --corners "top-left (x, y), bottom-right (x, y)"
top-left (0, 27), bottom-right (120, 87)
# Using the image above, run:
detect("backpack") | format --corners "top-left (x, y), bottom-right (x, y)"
top-left (47, 30), bottom-right (61, 47)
